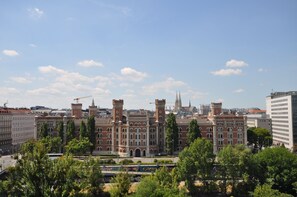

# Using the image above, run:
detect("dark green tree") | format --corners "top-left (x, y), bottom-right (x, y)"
top-left (253, 184), bottom-right (293, 197)
top-left (65, 137), bottom-right (92, 156)
top-left (109, 171), bottom-right (131, 197)
top-left (87, 115), bottom-right (96, 154)
top-left (40, 136), bottom-right (62, 153)
top-left (247, 127), bottom-right (272, 151)
top-left (254, 147), bottom-right (297, 195)
top-left (166, 113), bottom-right (179, 155)
top-left (66, 119), bottom-right (76, 143)
top-left (57, 121), bottom-right (64, 143)
top-left (134, 167), bottom-right (186, 197)
top-left (80, 120), bottom-right (87, 140)
top-left (177, 138), bottom-right (215, 195)
top-left (187, 119), bottom-right (201, 145)
top-left (79, 157), bottom-right (104, 196)
top-left (39, 122), bottom-right (49, 138)
top-left (217, 145), bottom-right (253, 195)
top-left (5, 141), bottom-right (53, 196)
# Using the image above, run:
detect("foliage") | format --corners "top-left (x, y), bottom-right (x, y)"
top-left (253, 184), bottom-right (293, 197)
top-left (247, 127), bottom-right (272, 151)
top-left (3, 140), bottom-right (104, 197)
top-left (87, 116), bottom-right (96, 154)
top-left (177, 138), bottom-right (215, 195)
top-left (187, 119), bottom-right (201, 145)
top-left (254, 147), bottom-right (297, 195)
top-left (40, 136), bottom-right (62, 153)
top-left (5, 141), bottom-right (53, 196)
top-left (133, 167), bottom-right (187, 197)
top-left (109, 171), bottom-right (131, 197)
top-left (80, 120), bottom-right (87, 140)
top-left (39, 122), bottom-right (49, 138)
top-left (65, 138), bottom-right (92, 156)
top-left (217, 145), bottom-right (253, 195)
top-left (57, 121), bottom-right (64, 143)
top-left (79, 157), bottom-right (104, 196)
top-left (66, 120), bottom-right (76, 143)
top-left (119, 159), bottom-right (134, 165)
top-left (165, 113), bottom-right (179, 155)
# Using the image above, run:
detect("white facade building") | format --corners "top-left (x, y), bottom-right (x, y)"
top-left (245, 113), bottom-right (272, 132)
top-left (266, 91), bottom-right (297, 150)
top-left (11, 113), bottom-right (35, 152)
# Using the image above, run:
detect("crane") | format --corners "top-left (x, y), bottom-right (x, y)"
top-left (73, 96), bottom-right (92, 103)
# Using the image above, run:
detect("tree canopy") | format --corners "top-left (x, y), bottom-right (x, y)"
top-left (187, 119), bottom-right (201, 145)
top-left (87, 116), bottom-right (96, 154)
top-left (177, 138), bottom-right (215, 194)
top-left (247, 127), bottom-right (272, 151)
top-left (66, 120), bottom-right (76, 143)
top-left (254, 146), bottom-right (297, 195)
top-left (166, 113), bottom-right (179, 155)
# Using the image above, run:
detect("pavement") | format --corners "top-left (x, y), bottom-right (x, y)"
top-left (0, 155), bottom-right (17, 171)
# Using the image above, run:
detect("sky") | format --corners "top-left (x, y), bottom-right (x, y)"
top-left (0, 0), bottom-right (296, 110)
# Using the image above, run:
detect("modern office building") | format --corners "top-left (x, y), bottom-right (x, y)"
top-left (266, 91), bottom-right (297, 150)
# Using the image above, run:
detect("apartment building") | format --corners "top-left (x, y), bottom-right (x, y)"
top-left (266, 91), bottom-right (297, 150)
top-left (0, 109), bottom-right (12, 154)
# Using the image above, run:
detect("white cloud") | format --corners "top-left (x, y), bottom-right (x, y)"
top-left (234, 88), bottom-right (244, 93)
top-left (10, 77), bottom-right (32, 84)
top-left (258, 68), bottom-right (267, 72)
top-left (142, 77), bottom-right (186, 95)
top-left (2, 49), bottom-right (19, 56)
top-left (0, 87), bottom-right (20, 95)
top-left (225, 59), bottom-right (248, 68)
top-left (120, 67), bottom-right (147, 82)
top-left (211, 69), bottom-right (242, 76)
top-left (77, 60), bottom-right (104, 68)
top-left (39, 65), bottom-right (66, 74)
top-left (28, 8), bottom-right (44, 18)
top-left (29, 44), bottom-right (37, 48)
top-left (33, 65), bottom-right (112, 97)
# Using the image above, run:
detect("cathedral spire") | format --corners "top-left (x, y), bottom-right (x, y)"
top-left (178, 91), bottom-right (182, 109)
top-left (92, 98), bottom-right (95, 106)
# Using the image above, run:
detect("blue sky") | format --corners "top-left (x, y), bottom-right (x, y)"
top-left (0, 0), bottom-right (296, 110)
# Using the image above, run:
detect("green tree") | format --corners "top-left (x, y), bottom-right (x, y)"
top-left (254, 147), bottom-right (297, 195)
top-left (177, 138), bottom-right (215, 195)
top-left (65, 137), bottom-right (92, 156)
top-left (80, 120), bottom-right (87, 140)
top-left (39, 122), bottom-right (49, 138)
top-left (78, 157), bottom-right (104, 196)
top-left (5, 141), bottom-right (53, 196)
top-left (253, 184), bottom-right (293, 197)
top-left (133, 167), bottom-right (186, 197)
top-left (187, 119), bottom-right (201, 145)
top-left (248, 127), bottom-right (272, 151)
top-left (40, 136), bottom-right (62, 153)
top-left (87, 116), bottom-right (96, 154)
top-left (57, 121), bottom-right (64, 143)
top-left (66, 120), bottom-right (76, 143)
top-left (166, 113), bottom-right (179, 155)
top-left (50, 155), bottom-right (81, 196)
top-left (109, 171), bottom-right (131, 197)
top-left (217, 145), bottom-right (253, 195)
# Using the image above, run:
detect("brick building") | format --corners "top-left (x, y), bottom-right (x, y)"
top-left (34, 99), bottom-right (247, 157)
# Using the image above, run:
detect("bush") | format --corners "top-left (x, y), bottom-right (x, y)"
top-left (120, 159), bottom-right (134, 165)
top-left (99, 159), bottom-right (116, 165)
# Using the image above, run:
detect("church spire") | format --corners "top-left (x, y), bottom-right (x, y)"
top-left (91, 98), bottom-right (95, 106)
top-left (178, 91), bottom-right (182, 109)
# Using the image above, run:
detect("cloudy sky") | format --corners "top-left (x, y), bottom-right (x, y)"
top-left (0, 0), bottom-right (296, 110)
